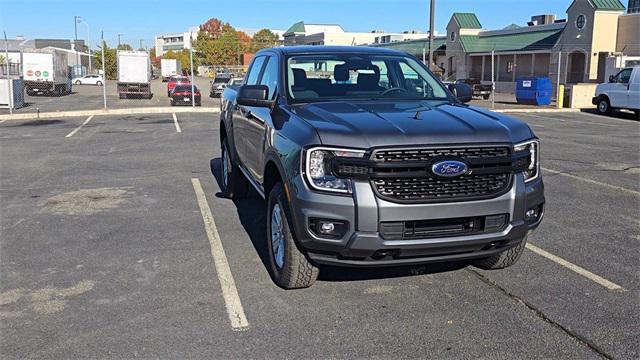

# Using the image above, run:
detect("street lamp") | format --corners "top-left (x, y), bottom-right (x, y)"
top-left (78, 18), bottom-right (91, 73)
top-left (74, 16), bottom-right (81, 74)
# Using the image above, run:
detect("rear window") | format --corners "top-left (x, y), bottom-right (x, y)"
top-left (172, 76), bottom-right (189, 82)
top-left (174, 85), bottom-right (197, 91)
top-left (214, 77), bottom-right (231, 83)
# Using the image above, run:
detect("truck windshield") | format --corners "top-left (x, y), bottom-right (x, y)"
top-left (286, 54), bottom-right (449, 103)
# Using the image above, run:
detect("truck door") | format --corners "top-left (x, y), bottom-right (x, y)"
top-left (609, 68), bottom-right (633, 108)
top-left (245, 55), bottom-right (279, 183)
top-left (233, 56), bottom-right (266, 170)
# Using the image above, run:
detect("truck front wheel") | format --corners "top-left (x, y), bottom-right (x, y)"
top-left (473, 237), bottom-right (527, 270)
top-left (597, 97), bottom-right (611, 115)
top-left (267, 183), bottom-right (319, 289)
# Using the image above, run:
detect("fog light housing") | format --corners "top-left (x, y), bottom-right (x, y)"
top-left (309, 218), bottom-right (348, 239)
top-left (525, 205), bottom-right (542, 224)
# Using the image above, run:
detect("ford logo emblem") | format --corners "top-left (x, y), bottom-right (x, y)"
top-left (431, 160), bottom-right (468, 177)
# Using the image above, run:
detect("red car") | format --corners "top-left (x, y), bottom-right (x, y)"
top-left (167, 76), bottom-right (190, 97)
top-left (170, 84), bottom-right (201, 106)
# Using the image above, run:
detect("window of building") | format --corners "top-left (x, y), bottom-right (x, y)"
top-left (450, 31), bottom-right (456, 41)
top-left (507, 60), bottom-right (514, 73)
top-left (576, 14), bottom-right (586, 30)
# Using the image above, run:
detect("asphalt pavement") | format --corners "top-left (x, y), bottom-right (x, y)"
top-left (0, 109), bottom-right (638, 359)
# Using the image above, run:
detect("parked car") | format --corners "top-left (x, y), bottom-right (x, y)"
top-left (455, 78), bottom-right (492, 100)
top-left (73, 74), bottom-right (104, 86)
top-left (228, 78), bottom-right (244, 88)
top-left (170, 84), bottom-right (201, 106)
top-left (167, 75), bottom-right (190, 97)
top-left (592, 66), bottom-right (640, 117)
top-left (209, 75), bottom-right (231, 97)
top-left (220, 46), bottom-right (545, 289)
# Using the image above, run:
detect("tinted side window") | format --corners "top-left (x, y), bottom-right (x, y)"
top-left (246, 56), bottom-right (266, 85)
top-left (259, 56), bottom-right (279, 99)
top-left (616, 69), bottom-right (632, 84)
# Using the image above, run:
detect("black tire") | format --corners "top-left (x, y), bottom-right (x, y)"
top-left (596, 97), bottom-right (611, 115)
top-left (267, 183), bottom-right (319, 289)
top-left (474, 237), bottom-right (527, 270)
top-left (168, 90), bottom-right (171, 97)
top-left (96, 81), bottom-right (103, 86)
top-left (75, 80), bottom-right (81, 85)
top-left (221, 138), bottom-right (248, 199)
top-left (483, 94), bottom-right (490, 100)
top-left (119, 93), bottom-right (126, 99)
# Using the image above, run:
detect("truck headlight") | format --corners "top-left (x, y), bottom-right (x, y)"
top-left (514, 139), bottom-right (539, 182)
top-left (304, 147), bottom-right (365, 193)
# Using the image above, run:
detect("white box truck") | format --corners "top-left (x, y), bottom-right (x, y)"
top-left (161, 59), bottom-right (182, 82)
top-left (117, 50), bottom-right (152, 99)
top-left (22, 49), bottom-right (72, 96)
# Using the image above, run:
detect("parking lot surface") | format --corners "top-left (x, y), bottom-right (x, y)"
top-left (1, 110), bottom-right (638, 358)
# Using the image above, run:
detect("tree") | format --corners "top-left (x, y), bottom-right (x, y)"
top-left (94, 42), bottom-right (118, 80)
top-left (163, 49), bottom-right (197, 75)
top-left (200, 18), bottom-right (224, 39)
top-left (251, 29), bottom-right (278, 52)
top-left (117, 43), bottom-right (132, 51)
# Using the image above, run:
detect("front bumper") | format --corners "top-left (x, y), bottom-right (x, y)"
top-left (288, 173), bottom-right (544, 267)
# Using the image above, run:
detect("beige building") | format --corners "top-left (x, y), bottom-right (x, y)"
top-left (440, 0), bottom-right (639, 93)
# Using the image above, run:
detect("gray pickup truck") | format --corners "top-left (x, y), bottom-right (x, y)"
top-left (220, 46), bottom-right (544, 289)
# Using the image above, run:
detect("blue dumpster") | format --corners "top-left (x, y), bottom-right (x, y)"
top-left (515, 77), bottom-right (552, 105)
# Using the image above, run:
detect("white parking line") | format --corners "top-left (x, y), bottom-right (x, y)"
top-left (0, 119), bottom-right (7, 124)
top-left (519, 113), bottom-right (619, 127)
top-left (172, 113), bottom-right (181, 133)
top-left (191, 178), bottom-right (249, 331)
top-left (525, 243), bottom-right (625, 291)
top-left (542, 167), bottom-right (640, 196)
top-left (65, 115), bottom-right (94, 138)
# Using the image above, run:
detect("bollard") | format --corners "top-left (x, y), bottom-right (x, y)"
top-left (557, 85), bottom-right (564, 109)
top-left (37, 108), bottom-right (40, 119)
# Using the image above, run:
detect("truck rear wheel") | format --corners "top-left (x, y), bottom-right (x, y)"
top-left (221, 139), bottom-right (248, 199)
top-left (267, 183), bottom-right (319, 289)
top-left (473, 237), bottom-right (527, 270)
top-left (483, 94), bottom-right (490, 100)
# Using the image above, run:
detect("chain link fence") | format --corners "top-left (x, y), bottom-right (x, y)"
top-left (1, 35), bottom-right (252, 115)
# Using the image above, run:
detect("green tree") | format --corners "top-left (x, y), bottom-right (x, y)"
top-left (117, 43), bottom-right (132, 51)
top-left (194, 23), bottom-right (248, 65)
top-left (251, 29), bottom-right (278, 52)
top-left (94, 42), bottom-right (118, 80)
top-left (164, 49), bottom-right (197, 75)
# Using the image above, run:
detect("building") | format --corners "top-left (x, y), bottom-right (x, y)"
top-left (369, 36), bottom-right (448, 76)
top-left (374, 0), bottom-right (639, 94)
top-left (444, 0), bottom-right (639, 92)
top-left (154, 27), bottom-right (199, 55)
top-left (282, 21), bottom-right (427, 46)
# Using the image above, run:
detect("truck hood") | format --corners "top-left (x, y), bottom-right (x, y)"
top-left (290, 100), bottom-right (534, 148)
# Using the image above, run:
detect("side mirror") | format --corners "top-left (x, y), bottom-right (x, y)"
top-left (237, 85), bottom-right (273, 108)
top-left (608, 75), bottom-right (615, 83)
top-left (448, 83), bottom-right (473, 103)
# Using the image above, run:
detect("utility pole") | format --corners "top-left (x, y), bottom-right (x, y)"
top-left (190, 34), bottom-right (195, 107)
top-left (4, 31), bottom-right (12, 115)
top-left (74, 16), bottom-right (80, 75)
top-left (118, 34), bottom-right (123, 49)
top-left (428, 0), bottom-right (435, 71)
top-left (139, 39), bottom-right (144, 51)
top-left (79, 19), bottom-right (91, 73)
top-left (491, 49), bottom-right (495, 109)
top-left (556, 50), bottom-right (562, 108)
top-left (101, 31), bottom-right (107, 109)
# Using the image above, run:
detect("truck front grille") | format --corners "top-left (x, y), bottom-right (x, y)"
top-left (370, 146), bottom-right (513, 203)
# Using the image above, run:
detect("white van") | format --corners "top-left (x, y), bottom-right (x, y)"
top-left (593, 66), bottom-right (640, 117)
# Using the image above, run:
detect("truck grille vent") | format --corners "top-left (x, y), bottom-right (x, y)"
top-left (371, 146), bottom-right (512, 202)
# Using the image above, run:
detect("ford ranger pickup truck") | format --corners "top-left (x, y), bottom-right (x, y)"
top-left (220, 46), bottom-right (544, 289)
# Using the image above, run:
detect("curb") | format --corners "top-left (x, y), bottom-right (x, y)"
top-left (492, 108), bottom-right (581, 113)
top-left (0, 107), bottom-right (220, 121)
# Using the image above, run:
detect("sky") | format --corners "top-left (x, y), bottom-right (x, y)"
top-left (0, 0), bottom-right (571, 49)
